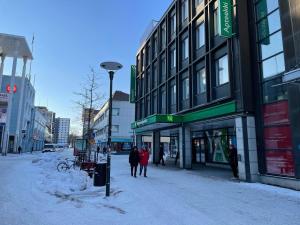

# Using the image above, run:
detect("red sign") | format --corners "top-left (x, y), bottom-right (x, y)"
top-left (265, 150), bottom-right (295, 177)
top-left (6, 84), bottom-right (17, 93)
top-left (264, 126), bottom-right (293, 150)
top-left (263, 101), bottom-right (289, 126)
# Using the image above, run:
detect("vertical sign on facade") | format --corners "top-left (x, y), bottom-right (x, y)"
top-left (130, 65), bottom-right (136, 103)
top-left (218, 0), bottom-right (233, 38)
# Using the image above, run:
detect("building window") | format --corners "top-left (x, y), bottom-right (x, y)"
top-left (170, 12), bottom-right (176, 35)
top-left (112, 108), bottom-right (120, 116)
top-left (160, 87), bottom-right (166, 114)
top-left (196, 23), bottom-right (205, 49)
top-left (170, 83), bottom-right (176, 113)
top-left (146, 43), bottom-right (151, 65)
top-left (141, 74), bottom-right (145, 96)
top-left (146, 96), bottom-right (150, 116)
top-left (170, 48), bottom-right (176, 69)
top-left (152, 91), bottom-right (158, 114)
top-left (197, 68), bottom-right (206, 94)
top-left (213, 7), bottom-right (219, 36)
top-left (216, 55), bottom-right (229, 86)
top-left (153, 62), bottom-right (158, 88)
top-left (182, 77), bottom-right (189, 100)
top-left (261, 53), bottom-right (285, 79)
top-left (141, 99), bottom-right (144, 119)
top-left (142, 49), bottom-right (146, 71)
top-left (161, 54), bottom-right (166, 83)
top-left (195, 0), bottom-right (204, 8)
top-left (182, 37), bottom-right (189, 60)
top-left (112, 125), bottom-right (119, 133)
top-left (146, 69), bottom-right (151, 93)
top-left (153, 33), bottom-right (158, 58)
top-left (181, 0), bottom-right (188, 23)
top-left (161, 23), bottom-right (166, 49)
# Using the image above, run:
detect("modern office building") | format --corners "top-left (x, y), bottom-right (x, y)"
top-left (93, 91), bottom-right (135, 152)
top-left (0, 34), bottom-right (34, 154)
top-left (54, 118), bottom-right (70, 145)
top-left (132, 0), bottom-right (300, 189)
top-left (33, 107), bottom-right (47, 151)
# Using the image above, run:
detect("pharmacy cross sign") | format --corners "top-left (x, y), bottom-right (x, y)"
top-left (218, 0), bottom-right (233, 38)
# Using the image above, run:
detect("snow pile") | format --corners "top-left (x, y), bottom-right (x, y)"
top-left (32, 152), bottom-right (93, 197)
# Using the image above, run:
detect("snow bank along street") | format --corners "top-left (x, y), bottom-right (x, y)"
top-left (0, 150), bottom-right (299, 225)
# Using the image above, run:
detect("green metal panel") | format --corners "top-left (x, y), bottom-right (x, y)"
top-left (182, 101), bottom-right (236, 123)
top-left (132, 101), bottom-right (236, 129)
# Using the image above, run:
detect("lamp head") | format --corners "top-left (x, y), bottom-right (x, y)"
top-left (100, 61), bottom-right (123, 72)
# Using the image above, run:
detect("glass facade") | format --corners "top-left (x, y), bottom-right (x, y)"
top-left (196, 23), bottom-right (205, 49)
top-left (216, 55), bottom-right (229, 86)
top-left (197, 68), bottom-right (206, 94)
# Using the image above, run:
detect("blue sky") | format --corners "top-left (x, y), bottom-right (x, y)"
top-left (0, 0), bottom-right (172, 133)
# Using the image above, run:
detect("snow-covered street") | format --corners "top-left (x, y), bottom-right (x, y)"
top-left (0, 150), bottom-right (299, 225)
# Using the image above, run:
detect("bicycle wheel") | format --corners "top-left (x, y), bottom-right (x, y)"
top-left (57, 162), bottom-right (69, 172)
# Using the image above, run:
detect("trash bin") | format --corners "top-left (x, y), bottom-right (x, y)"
top-left (93, 163), bottom-right (107, 187)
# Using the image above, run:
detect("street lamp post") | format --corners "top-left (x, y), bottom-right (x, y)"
top-left (100, 61), bottom-right (122, 197)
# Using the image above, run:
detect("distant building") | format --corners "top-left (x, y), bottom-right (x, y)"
top-left (36, 106), bottom-right (55, 143)
top-left (93, 91), bottom-right (135, 152)
top-left (54, 118), bottom-right (70, 145)
top-left (33, 107), bottom-right (47, 151)
top-left (0, 33), bottom-right (34, 154)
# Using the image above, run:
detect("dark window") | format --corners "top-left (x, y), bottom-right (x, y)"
top-left (146, 96), bottom-right (150, 116)
top-left (215, 55), bottom-right (229, 86)
top-left (153, 62), bottom-right (158, 88)
top-left (170, 12), bottom-right (176, 35)
top-left (146, 69), bottom-right (151, 93)
top-left (182, 36), bottom-right (189, 60)
top-left (181, 0), bottom-right (188, 23)
top-left (153, 33), bottom-right (158, 58)
top-left (161, 54), bottom-right (166, 83)
top-left (170, 47), bottom-right (176, 69)
top-left (146, 43), bottom-right (151, 65)
top-left (161, 23), bottom-right (166, 49)
top-left (160, 87), bottom-right (166, 114)
top-left (196, 22), bottom-right (205, 49)
top-left (197, 68), bottom-right (206, 94)
top-left (170, 81), bottom-right (177, 113)
top-left (213, 3), bottom-right (219, 36)
top-left (152, 91), bottom-right (158, 114)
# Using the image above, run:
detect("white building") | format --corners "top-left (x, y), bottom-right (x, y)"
top-left (36, 106), bottom-right (55, 143)
top-left (54, 118), bottom-right (70, 145)
top-left (33, 108), bottom-right (47, 151)
top-left (0, 34), bottom-right (35, 154)
top-left (93, 91), bottom-right (135, 152)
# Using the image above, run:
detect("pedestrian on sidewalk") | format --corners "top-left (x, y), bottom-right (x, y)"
top-left (96, 146), bottom-right (100, 161)
top-left (129, 146), bottom-right (139, 177)
top-left (228, 144), bottom-right (239, 178)
top-left (158, 144), bottom-right (165, 166)
top-left (18, 146), bottom-right (22, 154)
top-left (139, 146), bottom-right (149, 177)
top-left (175, 150), bottom-right (179, 166)
top-left (31, 146), bottom-right (33, 154)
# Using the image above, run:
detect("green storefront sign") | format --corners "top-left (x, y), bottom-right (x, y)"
top-left (130, 65), bottom-right (136, 103)
top-left (218, 0), bottom-right (233, 38)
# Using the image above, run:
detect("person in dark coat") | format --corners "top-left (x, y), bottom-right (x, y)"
top-left (158, 144), bottom-right (165, 166)
top-left (96, 146), bottom-right (100, 161)
top-left (139, 147), bottom-right (150, 177)
top-left (129, 146), bottom-right (140, 177)
top-left (18, 146), bottom-right (22, 154)
top-left (228, 144), bottom-right (239, 178)
top-left (175, 150), bottom-right (179, 166)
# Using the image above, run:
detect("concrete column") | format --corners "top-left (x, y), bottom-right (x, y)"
top-left (179, 126), bottom-right (192, 169)
top-left (15, 57), bottom-right (27, 151)
top-left (235, 116), bottom-right (258, 182)
top-left (152, 131), bottom-right (160, 164)
top-left (136, 134), bottom-right (142, 149)
top-left (0, 55), bottom-right (5, 88)
top-left (3, 57), bottom-right (17, 154)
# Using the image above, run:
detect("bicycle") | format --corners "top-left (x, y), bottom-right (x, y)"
top-left (57, 158), bottom-right (77, 172)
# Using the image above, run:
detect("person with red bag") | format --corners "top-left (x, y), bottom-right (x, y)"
top-left (139, 146), bottom-right (150, 177)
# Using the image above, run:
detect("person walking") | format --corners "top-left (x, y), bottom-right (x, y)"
top-left (158, 144), bottom-right (165, 166)
top-left (139, 147), bottom-right (149, 177)
top-left (174, 150), bottom-right (179, 166)
top-left (18, 146), bottom-right (22, 154)
top-left (129, 146), bottom-right (139, 177)
top-left (31, 146), bottom-right (33, 154)
top-left (228, 144), bottom-right (239, 179)
top-left (96, 146), bottom-right (100, 161)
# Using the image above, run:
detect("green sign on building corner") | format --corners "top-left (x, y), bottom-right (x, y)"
top-left (218, 0), bottom-right (233, 38)
top-left (130, 65), bottom-right (136, 103)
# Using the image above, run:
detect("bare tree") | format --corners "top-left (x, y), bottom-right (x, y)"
top-left (73, 67), bottom-right (105, 160)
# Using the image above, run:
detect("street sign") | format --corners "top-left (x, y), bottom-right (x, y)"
top-left (218, 0), bottom-right (233, 38)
